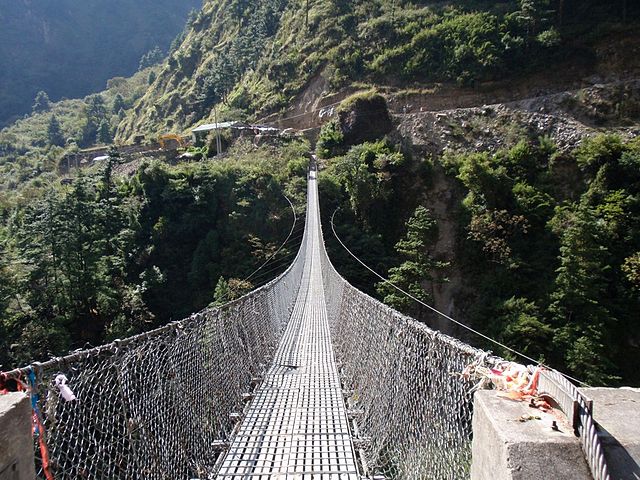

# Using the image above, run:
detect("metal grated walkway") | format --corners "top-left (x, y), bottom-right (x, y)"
top-left (215, 169), bottom-right (359, 479)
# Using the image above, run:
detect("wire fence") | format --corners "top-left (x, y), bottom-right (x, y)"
top-left (321, 191), bottom-right (610, 480)
top-left (320, 234), bottom-right (494, 479)
top-left (1, 230), bottom-right (307, 480)
top-left (538, 370), bottom-right (610, 480)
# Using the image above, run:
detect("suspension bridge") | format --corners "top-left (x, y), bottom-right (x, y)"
top-left (0, 162), bottom-right (612, 479)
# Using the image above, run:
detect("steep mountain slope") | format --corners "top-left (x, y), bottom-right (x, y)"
top-left (116, 0), bottom-right (640, 141)
top-left (0, 0), bottom-right (201, 127)
top-left (0, 68), bottom-right (157, 194)
top-left (1, 0), bottom-right (639, 384)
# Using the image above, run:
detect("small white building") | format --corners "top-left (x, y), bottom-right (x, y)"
top-left (191, 121), bottom-right (243, 144)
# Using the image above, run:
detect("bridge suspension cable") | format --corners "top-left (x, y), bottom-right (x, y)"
top-left (329, 207), bottom-right (590, 388)
top-left (243, 194), bottom-right (299, 284)
top-left (0, 163), bottom-right (607, 480)
top-left (216, 193), bottom-right (303, 304)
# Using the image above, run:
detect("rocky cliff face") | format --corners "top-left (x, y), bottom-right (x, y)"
top-left (394, 80), bottom-right (640, 157)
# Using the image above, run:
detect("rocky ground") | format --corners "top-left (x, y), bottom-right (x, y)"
top-left (387, 79), bottom-right (640, 337)
top-left (394, 79), bottom-right (640, 155)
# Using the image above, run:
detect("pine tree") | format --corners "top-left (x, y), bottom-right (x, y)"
top-left (86, 94), bottom-right (107, 120)
top-left (212, 277), bottom-right (230, 306)
top-left (32, 90), bottom-right (51, 113)
top-left (47, 115), bottom-right (65, 147)
top-left (112, 94), bottom-right (126, 114)
top-left (96, 120), bottom-right (112, 144)
top-left (138, 46), bottom-right (164, 70)
top-left (548, 208), bottom-right (615, 384)
top-left (376, 206), bottom-right (448, 318)
top-left (81, 95), bottom-right (108, 146)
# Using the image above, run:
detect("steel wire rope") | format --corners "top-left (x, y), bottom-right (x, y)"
top-left (243, 194), bottom-right (298, 283)
top-left (233, 252), bottom-right (302, 294)
top-left (218, 194), bottom-right (301, 303)
top-left (242, 250), bottom-right (302, 286)
top-left (236, 228), bottom-right (306, 284)
top-left (330, 208), bottom-right (591, 388)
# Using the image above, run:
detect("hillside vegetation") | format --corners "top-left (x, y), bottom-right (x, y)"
top-left (0, 69), bottom-right (158, 196)
top-left (116, 0), bottom-right (639, 140)
top-left (0, 139), bottom-right (308, 369)
top-left (320, 132), bottom-right (640, 386)
top-left (1, 0), bottom-right (639, 387)
top-left (0, 0), bottom-right (201, 127)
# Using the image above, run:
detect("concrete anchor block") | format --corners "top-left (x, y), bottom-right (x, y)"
top-left (582, 387), bottom-right (640, 479)
top-left (471, 390), bottom-right (591, 480)
top-left (0, 392), bottom-right (35, 480)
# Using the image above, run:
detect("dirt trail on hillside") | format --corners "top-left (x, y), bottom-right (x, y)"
top-left (395, 79), bottom-right (640, 155)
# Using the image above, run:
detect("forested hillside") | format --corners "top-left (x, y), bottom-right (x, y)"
top-left (116, 0), bottom-right (639, 140)
top-left (1, 0), bottom-right (639, 386)
top-left (0, 139), bottom-right (308, 369)
top-left (0, 68), bottom-right (160, 196)
top-left (0, 0), bottom-right (201, 127)
top-left (318, 128), bottom-right (640, 386)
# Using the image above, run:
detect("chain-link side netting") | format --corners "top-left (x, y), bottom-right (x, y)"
top-left (316, 202), bottom-right (492, 479)
top-left (1, 229), bottom-right (307, 480)
top-left (321, 253), bottom-right (490, 479)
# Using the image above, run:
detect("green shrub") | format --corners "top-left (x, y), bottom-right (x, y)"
top-left (317, 120), bottom-right (345, 159)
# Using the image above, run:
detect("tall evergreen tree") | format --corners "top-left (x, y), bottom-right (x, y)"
top-left (32, 90), bottom-right (51, 113)
top-left (47, 114), bottom-right (65, 147)
top-left (548, 207), bottom-right (616, 384)
top-left (97, 119), bottom-right (112, 144)
top-left (81, 95), bottom-right (108, 146)
top-left (112, 94), bottom-right (126, 114)
top-left (138, 46), bottom-right (164, 70)
top-left (377, 206), bottom-right (448, 318)
top-left (85, 94), bottom-right (107, 120)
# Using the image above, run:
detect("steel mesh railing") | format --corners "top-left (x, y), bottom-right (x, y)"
top-left (538, 370), bottom-right (611, 480)
top-left (306, 152), bottom-right (489, 478)
top-left (1, 228), bottom-right (307, 480)
top-left (315, 174), bottom-right (609, 479)
top-left (319, 224), bottom-right (490, 480)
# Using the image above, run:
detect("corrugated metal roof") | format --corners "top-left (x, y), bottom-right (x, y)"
top-left (191, 121), bottom-right (239, 132)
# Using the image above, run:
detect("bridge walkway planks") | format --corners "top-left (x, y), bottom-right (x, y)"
top-left (215, 169), bottom-right (359, 479)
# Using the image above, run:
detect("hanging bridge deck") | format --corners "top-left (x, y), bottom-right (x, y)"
top-left (1, 161), bottom-right (609, 480)
top-left (216, 170), bottom-right (359, 479)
